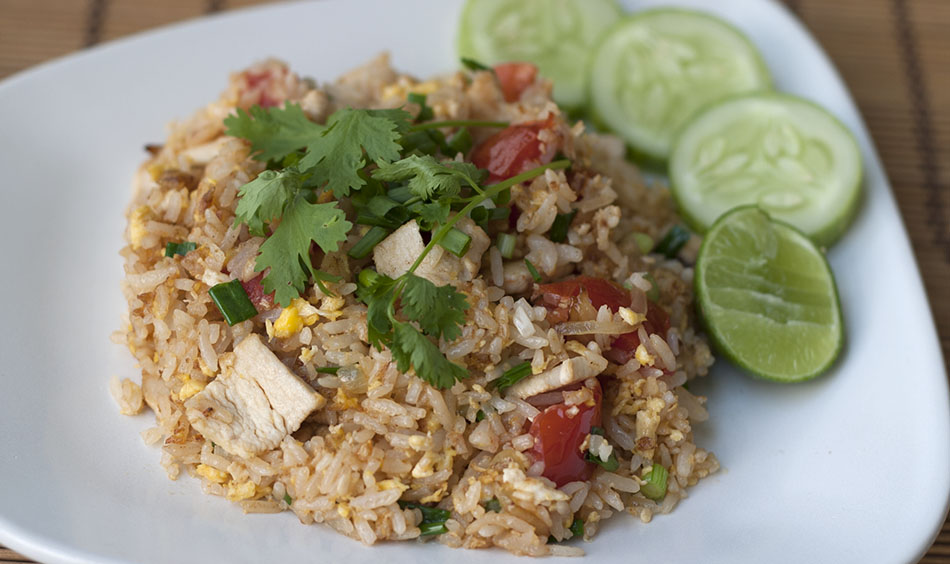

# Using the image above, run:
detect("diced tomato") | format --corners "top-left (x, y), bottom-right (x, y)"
top-left (240, 66), bottom-right (288, 108)
top-left (604, 304), bottom-right (672, 365)
top-left (528, 380), bottom-right (602, 487)
top-left (471, 118), bottom-right (558, 183)
top-left (533, 276), bottom-right (631, 323)
top-left (493, 62), bottom-right (538, 103)
top-left (241, 273), bottom-right (275, 312)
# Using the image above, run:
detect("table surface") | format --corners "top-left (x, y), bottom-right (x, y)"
top-left (1, 0), bottom-right (948, 562)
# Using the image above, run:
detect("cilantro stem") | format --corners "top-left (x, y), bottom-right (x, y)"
top-left (408, 120), bottom-right (508, 132)
top-left (407, 159), bottom-right (570, 275)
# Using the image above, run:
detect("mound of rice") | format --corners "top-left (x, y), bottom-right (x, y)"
top-left (112, 54), bottom-right (717, 556)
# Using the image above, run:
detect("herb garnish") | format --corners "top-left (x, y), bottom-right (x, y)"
top-left (398, 500), bottom-right (451, 536)
top-left (224, 101), bottom-right (569, 388)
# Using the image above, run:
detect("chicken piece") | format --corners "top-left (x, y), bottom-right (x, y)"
top-left (184, 334), bottom-right (325, 458)
top-left (373, 218), bottom-right (489, 287)
top-left (504, 355), bottom-right (608, 400)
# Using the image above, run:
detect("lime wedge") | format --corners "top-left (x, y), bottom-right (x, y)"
top-left (694, 206), bottom-right (843, 382)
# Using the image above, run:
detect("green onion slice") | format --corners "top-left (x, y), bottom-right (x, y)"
top-left (548, 210), bottom-right (576, 243)
top-left (483, 498), bottom-right (502, 513)
top-left (494, 361), bottom-right (532, 393)
top-left (654, 224), bottom-right (691, 258)
top-left (641, 463), bottom-right (669, 501)
top-left (496, 232), bottom-right (517, 259)
top-left (643, 272), bottom-right (660, 303)
top-left (633, 232), bottom-right (654, 254)
top-left (408, 92), bottom-right (434, 122)
top-left (165, 241), bottom-right (196, 257)
top-left (315, 366), bottom-right (341, 375)
top-left (349, 226), bottom-right (391, 260)
top-left (525, 259), bottom-right (542, 282)
top-left (398, 501), bottom-right (450, 536)
top-left (209, 279), bottom-right (259, 326)
top-left (439, 227), bottom-right (472, 257)
top-left (461, 57), bottom-right (493, 72)
top-left (283, 493), bottom-right (293, 505)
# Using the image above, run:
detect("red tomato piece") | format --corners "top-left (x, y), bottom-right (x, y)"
top-left (241, 273), bottom-right (275, 312)
top-left (528, 380), bottom-right (602, 487)
top-left (534, 276), bottom-right (631, 323)
top-left (493, 62), bottom-right (538, 103)
top-left (604, 304), bottom-right (672, 365)
top-left (471, 118), bottom-right (557, 183)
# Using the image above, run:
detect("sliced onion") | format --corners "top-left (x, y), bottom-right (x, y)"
top-left (554, 320), bottom-right (635, 335)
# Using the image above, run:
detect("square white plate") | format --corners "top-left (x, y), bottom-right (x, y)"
top-left (0, 1), bottom-right (947, 563)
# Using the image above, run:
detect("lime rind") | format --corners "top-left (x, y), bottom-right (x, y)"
top-left (694, 206), bottom-right (844, 382)
top-left (670, 92), bottom-right (864, 247)
top-left (587, 7), bottom-right (773, 164)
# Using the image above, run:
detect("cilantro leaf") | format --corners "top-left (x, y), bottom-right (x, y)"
top-left (301, 108), bottom-right (412, 197)
top-left (372, 155), bottom-right (479, 200)
top-left (390, 321), bottom-right (467, 389)
top-left (233, 167), bottom-right (303, 236)
top-left (412, 200), bottom-right (451, 231)
top-left (357, 271), bottom-right (397, 350)
top-left (256, 198), bottom-right (351, 307)
top-left (400, 274), bottom-right (468, 341)
top-left (224, 104), bottom-right (324, 163)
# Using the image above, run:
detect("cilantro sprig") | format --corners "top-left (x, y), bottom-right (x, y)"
top-left (224, 100), bottom-right (570, 388)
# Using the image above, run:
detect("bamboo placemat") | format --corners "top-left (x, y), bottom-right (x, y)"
top-left (1, 0), bottom-right (948, 562)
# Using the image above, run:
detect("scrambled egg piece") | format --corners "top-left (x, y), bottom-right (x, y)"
top-left (502, 467), bottom-right (569, 505)
top-left (635, 344), bottom-right (655, 366)
top-left (226, 480), bottom-right (257, 502)
top-left (178, 375), bottom-right (205, 401)
top-left (272, 298), bottom-right (320, 338)
top-left (196, 463), bottom-right (229, 484)
top-left (619, 307), bottom-right (645, 327)
top-left (128, 206), bottom-right (152, 249)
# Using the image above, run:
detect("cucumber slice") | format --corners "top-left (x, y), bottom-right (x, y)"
top-left (588, 9), bottom-right (771, 164)
top-left (670, 93), bottom-right (863, 247)
top-left (457, 0), bottom-right (622, 109)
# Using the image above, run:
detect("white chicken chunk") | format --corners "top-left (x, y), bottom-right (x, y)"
top-left (504, 355), bottom-right (608, 400)
top-left (184, 334), bottom-right (325, 458)
top-left (373, 218), bottom-right (489, 287)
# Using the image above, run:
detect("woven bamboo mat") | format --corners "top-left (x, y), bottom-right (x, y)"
top-left (1, 0), bottom-right (948, 562)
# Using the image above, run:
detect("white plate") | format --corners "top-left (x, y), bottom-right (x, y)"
top-left (0, 1), bottom-right (947, 562)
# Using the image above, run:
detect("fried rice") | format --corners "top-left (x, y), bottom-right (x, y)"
top-left (112, 53), bottom-right (717, 556)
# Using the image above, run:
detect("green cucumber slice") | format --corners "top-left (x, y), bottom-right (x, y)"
top-left (694, 206), bottom-right (843, 382)
top-left (670, 93), bottom-right (863, 247)
top-left (588, 8), bottom-right (771, 163)
top-left (457, 0), bottom-right (622, 109)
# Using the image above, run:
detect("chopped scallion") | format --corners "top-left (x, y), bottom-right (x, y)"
top-left (209, 279), bottom-right (258, 326)
top-left (590, 426), bottom-right (605, 436)
top-left (492, 187), bottom-right (511, 206)
top-left (585, 449), bottom-right (620, 472)
top-left (165, 241), bottom-right (196, 257)
top-left (633, 232), bottom-right (654, 254)
top-left (461, 57), bottom-right (493, 72)
top-left (524, 259), bottom-right (541, 282)
top-left (398, 501), bottom-right (450, 536)
top-left (569, 517), bottom-right (584, 538)
top-left (408, 92), bottom-right (434, 122)
top-left (548, 210), bottom-right (576, 243)
top-left (654, 225), bottom-right (691, 258)
top-left (315, 366), bottom-right (341, 375)
top-left (496, 232), bottom-right (516, 259)
top-left (348, 226), bottom-right (391, 260)
top-left (447, 127), bottom-right (473, 156)
top-left (641, 463), bottom-right (669, 501)
top-left (494, 361), bottom-right (532, 393)
top-left (438, 227), bottom-right (472, 257)
top-left (483, 498), bottom-right (502, 513)
top-left (283, 493), bottom-right (293, 505)
top-left (475, 409), bottom-right (486, 422)
top-left (643, 272), bottom-right (660, 302)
